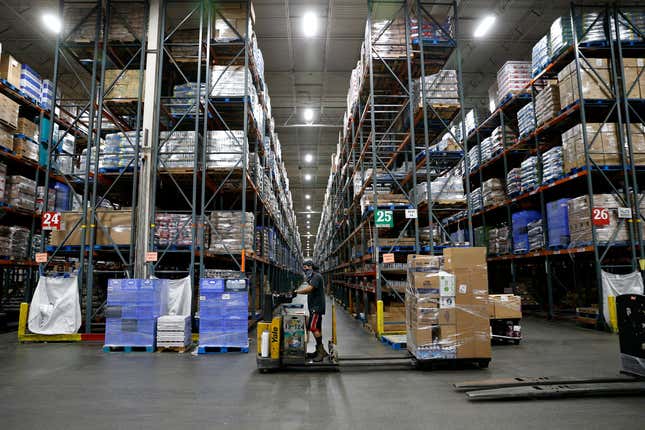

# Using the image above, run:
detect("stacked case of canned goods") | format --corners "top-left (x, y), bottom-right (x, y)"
top-left (542, 146), bottom-right (564, 183)
top-left (520, 156), bottom-right (540, 192)
top-left (206, 130), bottom-right (247, 169)
top-left (517, 103), bottom-right (536, 137)
top-left (535, 83), bottom-right (561, 126)
top-left (208, 211), bottom-right (254, 254)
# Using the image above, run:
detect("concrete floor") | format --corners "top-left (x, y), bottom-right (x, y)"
top-left (0, 298), bottom-right (642, 430)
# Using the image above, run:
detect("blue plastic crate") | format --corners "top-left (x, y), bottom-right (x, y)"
top-left (512, 210), bottom-right (542, 252)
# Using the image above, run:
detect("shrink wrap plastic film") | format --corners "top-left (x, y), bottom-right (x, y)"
top-left (406, 248), bottom-right (491, 360)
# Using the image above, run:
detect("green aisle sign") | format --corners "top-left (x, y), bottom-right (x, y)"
top-left (375, 209), bottom-right (393, 228)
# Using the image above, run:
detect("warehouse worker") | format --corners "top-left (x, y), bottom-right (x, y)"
top-left (295, 260), bottom-right (327, 362)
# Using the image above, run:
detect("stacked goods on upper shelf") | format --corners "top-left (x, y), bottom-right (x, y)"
top-left (0, 162), bottom-right (5, 200)
top-left (0, 225), bottom-right (30, 258)
top-left (105, 279), bottom-right (167, 349)
top-left (36, 186), bottom-right (56, 213)
top-left (104, 70), bottom-right (142, 99)
top-left (542, 146), bottom-right (563, 183)
top-left (0, 53), bottom-right (21, 88)
top-left (481, 178), bottom-right (506, 207)
top-left (528, 218), bottom-right (544, 251)
top-left (506, 167), bottom-right (521, 197)
top-left (19, 64), bottom-right (41, 103)
top-left (14, 117), bottom-right (39, 162)
top-left (155, 213), bottom-right (210, 249)
top-left (208, 211), bottom-right (254, 254)
top-left (465, 109), bottom-right (477, 136)
top-left (40, 80), bottom-right (55, 111)
top-left (549, 16), bottom-right (573, 57)
top-left (488, 81), bottom-right (498, 113)
top-left (469, 187), bottom-right (482, 212)
top-left (492, 125), bottom-right (516, 149)
top-left (546, 198), bottom-right (570, 249)
top-left (168, 83), bottom-right (206, 117)
top-left (414, 169), bottom-right (465, 205)
top-left (49, 210), bottom-right (133, 247)
top-left (467, 145), bottom-right (479, 172)
top-left (517, 102), bottom-right (536, 137)
top-left (158, 131), bottom-right (196, 170)
top-left (512, 210), bottom-right (541, 253)
top-left (429, 132), bottom-right (461, 152)
top-left (406, 248), bottom-right (491, 361)
top-left (6, 176), bottom-right (35, 211)
top-left (205, 130), bottom-right (247, 170)
top-left (558, 58), bottom-right (611, 109)
top-left (413, 70), bottom-right (459, 109)
top-left (496, 61), bottom-right (531, 104)
top-left (520, 156), bottom-right (539, 192)
top-left (624, 59), bottom-right (645, 98)
top-left (561, 123), bottom-right (620, 172)
top-left (199, 277), bottom-right (248, 350)
top-left (0, 93), bottom-right (19, 130)
top-left (535, 82), bottom-right (561, 126)
top-left (64, 4), bottom-right (145, 43)
top-left (531, 34), bottom-right (550, 77)
top-left (488, 226), bottom-right (511, 255)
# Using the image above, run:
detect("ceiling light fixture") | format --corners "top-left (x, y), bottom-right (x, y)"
top-left (306, 205), bottom-right (311, 211)
top-left (473, 14), bottom-right (496, 38)
top-left (305, 194), bottom-right (311, 200)
top-left (304, 153), bottom-right (314, 163)
top-left (307, 214), bottom-right (311, 219)
top-left (303, 108), bottom-right (314, 123)
top-left (304, 173), bottom-right (313, 182)
top-left (303, 11), bottom-right (318, 38)
top-left (42, 12), bottom-right (62, 34)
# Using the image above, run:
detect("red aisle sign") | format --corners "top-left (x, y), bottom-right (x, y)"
top-left (41, 212), bottom-right (62, 230)
top-left (592, 208), bottom-right (610, 226)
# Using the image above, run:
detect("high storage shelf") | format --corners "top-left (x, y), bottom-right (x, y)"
top-left (3, 0), bottom-right (301, 332)
top-left (443, 5), bottom-right (645, 323)
top-left (314, 0), bottom-right (470, 333)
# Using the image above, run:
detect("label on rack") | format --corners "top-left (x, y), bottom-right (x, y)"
top-left (41, 212), bottom-right (62, 231)
top-left (382, 253), bottom-right (395, 263)
top-left (375, 209), bottom-right (393, 228)
top-left (405, 208), bottom-right (418, 219)
top-left (35, 252), bottom-right (48, 263)
top-left (617, 207), bottom-right (632, 219)
top-left (592, 208), bottom-right (610, 226)
top-left (145, 252), bottom-right (158, 262)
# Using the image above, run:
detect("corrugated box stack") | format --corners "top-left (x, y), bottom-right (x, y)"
top-left (64, 4), bottom-right (145, 42)
top-left (489, 294), bottom-right (522, 319)
top-left (414, 70), bottom-right (459, 108)
top-left (0, 53), bottom-right (21, 88)
top-left (19, 64), bottom-right (41, 102)
top-left (512, 210), bottom-right (541, 253)
top-left (558, 58), bottom-right (611, 109)
top-left (546, 198), bottom-right (570, 248)
top-left (209, 211), bottom-right (255, 254)
top-left (198, 278), bottom-right (248, 349)
top-left (520, 156), bottom-right (540, 192)
top-left (104, 70), bottom-right (142, 99)
top-left (0, 93), bottom-right (19, 129)
top-left (535, 82), bottom-right (561, 126)
top-left (49, 210), bottom-right (133, 246)
top-left (366, 19), bottom-right (406, 60)
top-left (628, 122), bottom-right (645, 166)
top-left (406, 248), bottom-right (491, 361)
top-left (156, 315), bottom-right (192, 349)
top-left (568, 194), bottom-right (629, 245)
top-left (0, 123), bottom-right (13, 151)
top-left (488, 226), bottom-right (511, 255)
top-left (623, 58), bottom-right (645, 98)
top-left (211, 65), bottom-right (256, 97)
top-left (561, 123), bottom-right (621, 172)
top-left (105, 279), bottom-right (168, 349)
top-left (517, 102), bottom-right (536, 137)
top-left (496, 61), bottom-right (531, 103)
top-left (542, 146), bottom-right (564, 183)
top-left (6, 175), bottom-right (35, 210)
top-left (481, 178), bottom-right (506, 207)
top-left (0, 225), bottom-right (30, 258)
top-left (214, 2), bottom-right (253, 41)
top-left (206, 130), bottom-right (247, 169)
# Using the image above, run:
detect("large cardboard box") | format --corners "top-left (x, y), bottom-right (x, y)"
top-left (623, 58), bottom-right (645, 99)
top-left (0, 53), bottom-right (21, 88)
top-left (104, 70), bottom-right (143, 100)
top-left (49, 210), bottom-right (133, 246)
top-left (443, 247), bottom-right (487, 271)
top-left (0, 93), bottom-right (19, 129)
top-left (490, 294), bottom-right (522, 319)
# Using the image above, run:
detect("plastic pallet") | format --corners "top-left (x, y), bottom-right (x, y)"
top-left (381, 334), bottom-right (407, 351)
top-left (103, 345), bottom-right (155, 353)
top-left (197, 346), bottom-right (249, 354)
top-left (0, 78), bottom-right (20, 92)
top-left (98, 167), bottom-right (135, 174)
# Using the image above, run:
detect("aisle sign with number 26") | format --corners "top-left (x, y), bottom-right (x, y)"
top-left (592, 208), bottom-right (610, 226)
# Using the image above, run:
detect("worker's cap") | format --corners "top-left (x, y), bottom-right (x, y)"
top-left (303, 260), bottom-right (314, 268)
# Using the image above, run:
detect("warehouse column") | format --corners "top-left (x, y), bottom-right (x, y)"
top-left (135, 0), bottom-right (163, 278)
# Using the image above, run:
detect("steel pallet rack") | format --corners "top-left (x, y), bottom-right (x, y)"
top-left (315, 0), bottom-right (471, 337)
top-left (443, 4), bottom-right (645, 326)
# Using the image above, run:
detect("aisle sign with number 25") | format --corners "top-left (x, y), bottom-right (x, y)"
top-left (592, 207), bottom-right (610, 226)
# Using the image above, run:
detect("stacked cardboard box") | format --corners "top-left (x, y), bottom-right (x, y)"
top-left (497, 61), bottom-right (531, 102)
top-left (546, 198), bottom-right (570, 248)
top-left (558, 58), bottom-right (611, 109)
top-left (409, 16), bottom-right (453, 42)
top-left (214, 2), bottom-right (253, 41)
top-left (13, 135), bottom-right (38, 161)
top-left (19, 64), bottom-right (41, 102)
top-left (623, 59), bottom-right (645, 98)
top-left (0, 53), bottom-right (21, 88)
top-left (561, 123), bottom-right (621, 172)
top-left (0, 93), bottom-right (19, 129)
top-left (414, 172), bottom-right (465, 204)
top-left (49, 210), bottom-right (133, 246)
top-left (6, 175), bottom-right (35, 210)
top-left (104, 70), bottom-right (142, 100)
top-left (199, 278), bottom-right (248, 348)
top-left (0, 225), bottom-right (30, 258)
top-left (627, 123), bottom-right (645, 166)
top-left (208, 211), bottom-right (254, 254)
top-left (105, 279), bottom-right (168, 349)
top-left (0, 125), bottom-right (13, 151)
top-left (535, 83), bottom-right (561, 126)
top-left (16, 117), bottom-right (37, 140)
top-left (414, 70), bottom-right (459, 108)
top-left (568, 194), bottom-right (629, 244)
top-left (368, 303), bottom-right (406, 333)
top-left (367, 19), bottom-right (406, 60)
top-left (489, 294), bottom-right (522, 319)
top-left (158, 131), bottom-right (196, 170)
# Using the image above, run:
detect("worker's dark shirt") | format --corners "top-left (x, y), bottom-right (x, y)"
top-left (307, 271), bottom-right (325, 315)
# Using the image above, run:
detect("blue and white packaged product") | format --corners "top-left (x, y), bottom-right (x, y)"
top-left (199, 278), bottom-right (248, 349)
top-left (512, 210), bottom-right (542, 253)
top-left (506, 167), bottom-right (522, 196)
top-left (41, 79), bottom-right (56, 111)
top-left (542, 146), bottom-right (563, 183)
top-left (531, 34), bottom-right (550, 77)
top-left (520, 156), bottom-right (540, 192)
top-left (19, 64), bottom-right (42, 102)
top-left (527, 219), bottom-right (544, 251)
top-left (517, 103), bottom-right (536, 137)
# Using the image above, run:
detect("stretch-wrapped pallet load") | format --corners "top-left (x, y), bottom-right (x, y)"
top-left (19, 64), bottom-right (41, 102)
top-left (211, 65), bottom-right (256, 98)
top-left (468, 145), bottom-right (479, 172)
top-left (64, 4), bottom-right (145, 43)
top-left (568, 194), bottom-right (629, 245)
top-left (104, 70), bottom-right (142, 100)
top-left (482, 178), bottom-right (506, 207)
top-left (627, 123), bottom-right (645, 166)
top-left (430, 132), bottom-right (461, 152)
top-left (527, 219), bottom-right (544, 251)
top-left (36, 186), bottom-right (56, 214)
top-left (366, 19), bottom-right (406, 60)
top-left (532, 34), bottom-right (550, 77)
top-left (209, 211), bottom-right (255, 254)
top-left (550, 16), bottom-right (574, 57)
top-left (517, 102), bottom-right (536, 137)
top-left (542, 146), bottom-right (564, 183)
top-left (414, 70), bottom-right (459, 108)
top-left (614, 11), bottom-right (645, 42)
top-left (561, 123), bottom-right (621, 173)
top-left (488, 80), bottom-right (499, 113)
top-left (623, 57), bottom-right (645, 99)
top-left (512, 210), bottom-right (541, 253)
top-left (558, 58), bottom-right (611, 109)
top-left (0, 93), bottom-right (19, 129)
top-left (214, 2), bottom-right (253, 42)
top-left (199, 278), bottom-right (248, 349)
top-left (465, 109), bottom-right (477, 136)
top-left (158, 131), bottom-right (196, 170)
top-left (506, 167), bottom-right (521, 196)
top-left (576, 12), bottom-right (607, 45)
top-left (409, 16), bottom-right (453, 42)
top-left (405, 249), bottom-right (491, 361)
top-left (156, 315), bottom-right (192, 349)
top-left (488, 226), bottom-right (512, 255)
top-left (168, 83), bottom-right (206, 117)
top-left (520, 156), bottom-right (540, 192)
top-left (206, 130), bottom-right (247, 169)
top-left (105, 279), bottom-right (168, 349)
top-left (13, 135), bottom-right (38, 162)
top-left (0, 225), bottom-right (30, 258)
top-left (155, 213), bottom-right (199, 248)
top-left (6, 175), bottom-right (35, 211)
top-left (546, 198), bottom-right (570, 248)
top-left (40, 79), bottom-right (56, 111)
top-left (535, 83), bottom-right (561, 126)
top-left (49, 210), bottom-right (132, 246)
top-left (99, 131), bottom-right (142, 171)
top-left (0, 162), bottom-right (6, 201)
top-left (497, 61), bottom-right (531, 104)
top-left (16, 117), bottom-right (38, 141)
top-left (469, 186), bottom-right (482, 212)
top-left (480, 137), bottom-right (494, 163)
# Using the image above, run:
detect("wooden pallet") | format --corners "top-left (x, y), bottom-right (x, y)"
top-left (156, 344), bottom-right (192, 353)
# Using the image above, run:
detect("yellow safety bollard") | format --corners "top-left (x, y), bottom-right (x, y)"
top-left (376, 300), bottom-right (384, 337)
top-left (607, 296), bottom-right (618, 333)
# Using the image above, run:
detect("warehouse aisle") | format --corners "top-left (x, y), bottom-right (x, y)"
top-left (0, 302), bottom-right (643, 429)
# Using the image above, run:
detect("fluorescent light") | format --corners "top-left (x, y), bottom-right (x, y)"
top-left (303, 12), bottom-right (318, 38)
top-left (304, 173), bottom-right (312, 181)
top-left (303, 108), bottom-right (314, 123)
top-left (307, 214), bottom-right (311, 219)
top-left (474, 15), bottom-right (496, 38)
top-left (42, 12), bottom-right (62, 34)
top-left (304, 153), bottom-right (314, 163)
top-left (305, 194), bottom-right (311, 199)
top-left (306, 205), bottom-right (311, 211)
